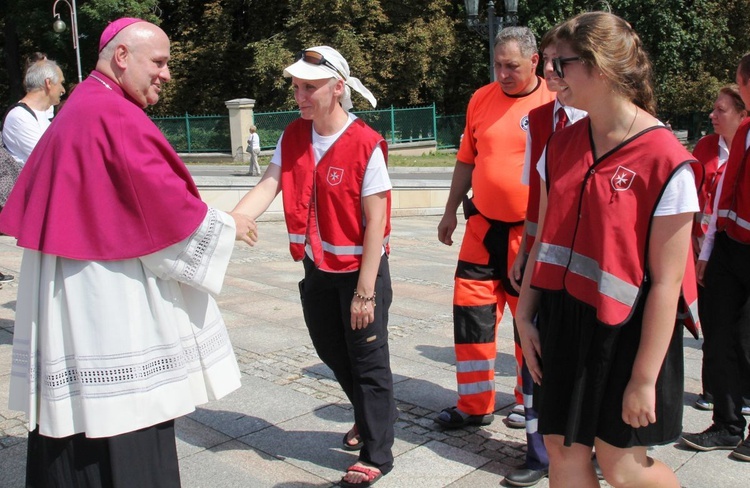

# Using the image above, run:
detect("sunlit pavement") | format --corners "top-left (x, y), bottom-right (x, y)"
top-left (0, 212), bottom-right (744, 487)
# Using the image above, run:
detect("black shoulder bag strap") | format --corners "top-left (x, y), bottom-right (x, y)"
top-left (1, 102), bottom-right (37, 132)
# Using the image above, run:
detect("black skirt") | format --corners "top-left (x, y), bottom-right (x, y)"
top-left (26, 420), bottom-right (180, 488)
top-left (534, 290), bottom-right (684, 448)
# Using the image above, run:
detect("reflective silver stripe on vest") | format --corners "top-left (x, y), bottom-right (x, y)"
top-left (456, 359), bottom-right (494, 373)
top-left (321, 241), bottom-right (363, 255)
top-left (677, 297), bottom-right (700, 322)
top-left (722, 209), bottom-right (750, 231)
top-left (457, 380), bottom-right (495, 396)
top-left (538, 243), bottom-right (640, 307)
top-left (689, 297), bottom-right (699, 322)
top-left (526, 221), bottom-right (538, 237)
top-left (317, 235), bottom-right (390, 256)
top-left (290, 235), bottom-right (388, 255)
top-left (537, 242), bottom-right (571, 269)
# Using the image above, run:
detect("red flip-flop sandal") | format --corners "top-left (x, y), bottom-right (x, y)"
top-left (339, 464), bottom-right (382, 487)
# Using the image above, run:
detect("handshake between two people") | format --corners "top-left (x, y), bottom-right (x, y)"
top-left (230, 212), bottom-right (259, 246)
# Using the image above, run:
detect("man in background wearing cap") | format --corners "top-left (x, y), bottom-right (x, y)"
top-left (0, 18), bottom-right (256, 487)
top-left (233, 46), bottom-right (396, 487)
top-left (435, 26), bottom-right (554, 441)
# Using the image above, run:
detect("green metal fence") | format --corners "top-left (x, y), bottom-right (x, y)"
top-left (150, 107), bottom-right (710, 154)
top-left (253, 104), bottom-right (443, 150)
top-left (436, 114), bottom-right (465, 150)
top-left (150, 105), bottom-right (466, 153)
top-left (151, 113), bottom-right (230, 153)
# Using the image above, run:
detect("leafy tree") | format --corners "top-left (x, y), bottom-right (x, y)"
top-left (153, 0), bottom-right (288, 115)
top-left (2, 0), bottom-right (749, 124)
top-left (524, 0), bottom-right (750, 121)
top-left (0, 0), bottom-right (158, 107)
top-left (156, 0), bottom-right (481, 115)
top-left (269, 0), bottom-right (466, 112)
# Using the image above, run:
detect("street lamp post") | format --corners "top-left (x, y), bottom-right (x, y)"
top-left (464, 0), bottom-right (519, 81)
top-left (52, 0), bottom-right (83, 83)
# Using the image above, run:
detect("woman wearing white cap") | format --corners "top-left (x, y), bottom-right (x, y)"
top-left (233, 46), bottom-right (395, 486)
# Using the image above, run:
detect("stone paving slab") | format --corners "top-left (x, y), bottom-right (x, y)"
top-left (378, 440), bottom-right (489, 487)
top-left (0, 442), bottom-right (25, 486)
top-left (237, 405), bottom-right (371, 482)
top-left (0, 216), bottom-right (747, 487)
top-left (178, 439), bottom-right (329, 487)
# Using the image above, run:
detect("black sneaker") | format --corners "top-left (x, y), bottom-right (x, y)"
top-left (732, 435), bottom-right (750, 462)
top-left (504, 465), bottom-right (548, 487)
top-left (682, 425), bottom-right (742, 451)
top-left (0, 272), bottom-right (13, 283)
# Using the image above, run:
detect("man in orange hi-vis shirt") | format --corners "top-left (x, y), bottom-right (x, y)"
top-left (435, 26), bottom-right (554, 450)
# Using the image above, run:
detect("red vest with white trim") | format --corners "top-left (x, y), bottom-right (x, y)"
top-left (531, 121), bottom-right (700, 337)
top-left (716, 119), bottom-right (750, 242)
top-left (524, 101), bottom-right (555, 253)
top-left (690, 133), bottom-right (722, 239)
top-left (280, 117), bottom-right (391, 272)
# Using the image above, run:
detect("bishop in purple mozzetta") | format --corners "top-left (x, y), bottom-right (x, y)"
top-left (0, 18), bottom-right (257, 487)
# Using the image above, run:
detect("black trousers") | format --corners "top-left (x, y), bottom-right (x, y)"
top-left (702, 232), bottom-right (750, 435)
top-left (300, 255), bottom-right (396, 474)
top-left (698, 284), bottom-right (750, 405)
top-left (26, 420), bottom-right (180, 488)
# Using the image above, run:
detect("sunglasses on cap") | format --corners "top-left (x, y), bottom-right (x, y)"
top-left (295, 50), bottom-right (346, 80)
top-left (552, 56), bottom-right (582, 79)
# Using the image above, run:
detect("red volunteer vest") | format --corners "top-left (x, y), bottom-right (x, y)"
top-left (717, 119), bottom-right (750, 242)
top-left (532, 121), bottom-right (700, 337)
top-left (280, 118), bottom-right (391, 272)
top-left (690, 133), bottom-right (722, 239)
top-left (524, 101), bottom-right (555, 253)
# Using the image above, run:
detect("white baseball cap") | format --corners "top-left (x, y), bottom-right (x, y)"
top-left (284, 46), bottom-right (377, 110)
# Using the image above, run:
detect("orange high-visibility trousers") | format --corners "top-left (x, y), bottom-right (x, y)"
top-left (453, 214), bottom-right (524, 416)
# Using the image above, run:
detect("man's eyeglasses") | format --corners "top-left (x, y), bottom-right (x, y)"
top-left (552, 56), bottom-right (582, 79)
top-left (295, 50), bottom-right (346, 80)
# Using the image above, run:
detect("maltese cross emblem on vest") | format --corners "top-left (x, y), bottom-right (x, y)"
top-left (611, 166), bottom-right (636, 191)
top-left (327, 167), bottom-right (344, 186)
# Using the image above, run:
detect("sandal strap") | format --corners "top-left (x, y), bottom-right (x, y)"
top-left (346, 464), bottom-right (380, 481)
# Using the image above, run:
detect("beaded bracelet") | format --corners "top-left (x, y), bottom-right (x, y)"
top-left (353, 289), bottom-right (376, 302)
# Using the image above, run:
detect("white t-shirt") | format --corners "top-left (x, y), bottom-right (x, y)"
top-left (247, 132), bottom-right (260, 151)
top-left (270, 113), bottom-right (391, 197)
top-left (2, 105), bottom-right (52, 165)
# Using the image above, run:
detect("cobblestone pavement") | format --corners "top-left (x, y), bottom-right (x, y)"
top-left (0, 216), bottom-right (745, 487)
top-left (232, 342), bottom-right (528, 467)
